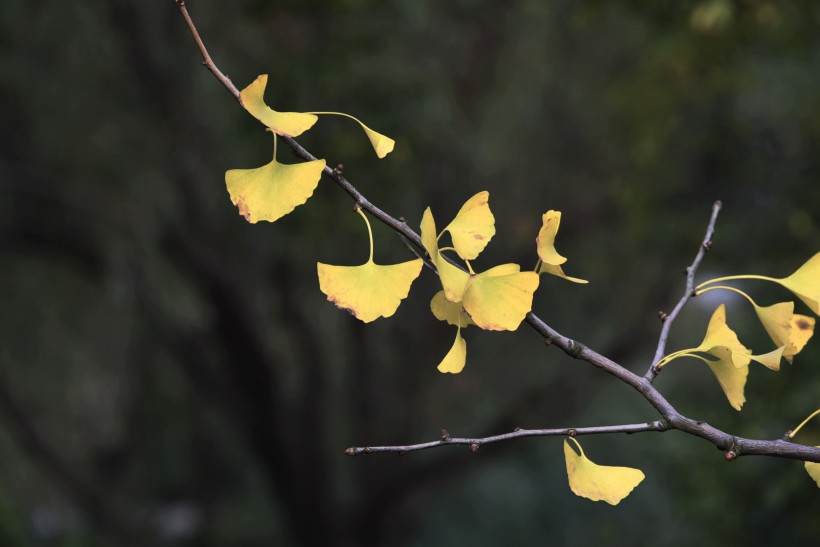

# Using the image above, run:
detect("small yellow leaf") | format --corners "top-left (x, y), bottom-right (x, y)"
top-left (462, 265), bottom-right (540, 331)
top-left (443, 191), bottom-right (496, 260)
top-left (437, 327), bottom-right (467, 374)
top-left (317, 258), bottom-right (423, 323)
top-left (225, 141), bottom-right (326, 223)
top-left (806, 450), bottom-right (820, 488)
top-left (240, 75), bottom-right (318, 137)
top-left (421, 208), bottom-right (470, 302)
top-left (536, 210), bottom-right (568, 266)
top-left (430, 291), bottom-right (473, 327)
top-left (778, 252), bottom-right (820, 315)
top-left (538, 262), bottom-right (589, 284)
top-left (564, 439), bottom-right (645, 505)
top-left (787, 315), bottom-right (815, 363)
top-left (309, 111), bottom-right (395, 158)
top-left (754, 301), bottom-right (794, 358)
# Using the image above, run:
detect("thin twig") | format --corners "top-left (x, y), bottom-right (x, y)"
top-left (346, 421), bottom-right (669, 455)
top-left (173, 4), bottom-right (820, 464)
top-left (645, 200), bottom-right (722, 382)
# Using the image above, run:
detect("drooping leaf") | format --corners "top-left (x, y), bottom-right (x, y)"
top-left (225, 138), bottom-right (326, 223)
top-left (317, 259), bottom-right (423, 323)
top-left (564, 439), bottom-right (645, 505)
top-left (442, 191), bottom-right (496, 260)
top-left (536, 210), bottom-right (568, 266)
top-left (240, 75), bottom-right (318, 137)
top-left (308, 112), bottom-right (395, 158)
top-left (754, 301), bottom-right (796, 363)
top-left (462, 265), bottom-right (540, 331)
top-left (538, 262), bottom-right (589, 284)
top-left (421, 208), bottom-right (470, 302)
top-left (437, 327), bottom-right (467, 374)
top-left (748, 346), bottom-right (785, 372)
top-left (430, 290), bottom-right (473, 327)
top-left (778, 252), bottom-right (820, 315)
top-left (806, 451), bottom-right (820, 488)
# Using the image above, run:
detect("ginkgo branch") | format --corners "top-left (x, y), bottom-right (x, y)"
top-left (174, 3), bottom-right (820, 465)
top-left (346, 421), bottom-right (670, 455)
top-left (645, 199), bottom-right (722, 382)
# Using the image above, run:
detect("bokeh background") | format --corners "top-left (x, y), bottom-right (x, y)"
top-left (1, 0), bottom-right (819, 545)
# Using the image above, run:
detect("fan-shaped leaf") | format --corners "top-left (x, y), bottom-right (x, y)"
top-left (225, 142), bottom-right (326, 223)
top-left (443, 191), bottom-right (496, 260)
top-left (778, 252), bottom-right (820, 315)
top-left (437, 327), bottom-right (467, 374)
top-left (317, 259), bottom-right (422, 323)
top-left (462, 265), bottom-right (539, 331)
top-left (430, 291), bottom-right (473, 327)
top-left (564, 439), bottom-right (645, 505)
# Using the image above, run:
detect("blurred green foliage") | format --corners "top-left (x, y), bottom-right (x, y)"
top-left (0, 0), bottom-right (818, 545)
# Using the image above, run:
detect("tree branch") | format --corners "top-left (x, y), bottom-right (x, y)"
top-left (346, 421), bottom-right (670, 455)
top-left (644, 199), bottom-right (722, 382)
top-left (173, 3), bottom-right (820, 465)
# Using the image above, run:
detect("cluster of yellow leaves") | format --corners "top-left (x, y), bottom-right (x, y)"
top-left (564, 438), bottom-right (644, 505)
top-left (226, 74), bottom-right (394, 224)
top-left (659, 253), bottom-right (820, 410)
top-left (421, 193), bottom-right (588, 374)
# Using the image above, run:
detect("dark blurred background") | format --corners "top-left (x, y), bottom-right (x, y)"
top-left (1, 0), bottom-right (819, 545)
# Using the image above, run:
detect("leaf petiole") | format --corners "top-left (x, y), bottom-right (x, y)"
top-left (789, 408), bottom-right (820, 439)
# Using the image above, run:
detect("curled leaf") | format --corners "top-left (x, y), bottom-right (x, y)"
top-left (225, 138), bottom-right (326, 223)
top-left (309, 112), bottom-right (395, 158)
top-left (749, 346), bottom-right (785, 372)
top-left (695, 305), bottom-right (752, 409)
top-left (240, 75), bottom-right (318, 137)
top-left (443, 191), bottom-right (496, 260)
top-left (536, 210), bottom-right (568, 266)
top-left (317, 259), bottom-right (422, 323)
top-left (462, 265), bottom-right (540, 331)
top-left (564, 439), bottom-right (645, 505)
top-left (437, 327), bottom-right (467, 374)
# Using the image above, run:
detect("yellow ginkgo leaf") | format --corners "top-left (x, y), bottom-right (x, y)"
top-left (430, 291), bottom-right (473, 327)
top-left (536, 210), bottom-right (568, 266)
top-left (462, 265), bottom-right (540, 331)
top-left (787, 314), bottom-right (816, 363)
top-left (749, 346), bottom-right (785, 372)
top-left (317, 208), bottom-right (422, 322)
top-left (779, 253), bottom-right (820, 316)
top-left (537, 262), bottom-right (589, 284)
top-left (806, 454), bottom-right (820, 488)
top-left (421, 208), bottom-right (470, 302)
top-left (564, 439), bottom-right (645, 505)
top-left (318, 259), bottom-right (422, 322)
top-left (437, 327), bottom-right (467, 374)
top-left (240, 75), bottom-right (318, 137)
top-left (754, 301), bottom-right (794, 354)
top-left (225, 137), bottom-right (326, 223)
top-left (442, 191), bottom-right (496, 260)
top-left (308, 111), bottom-right (395, 158)
top-left (703, 346), bottom-right (749, 410)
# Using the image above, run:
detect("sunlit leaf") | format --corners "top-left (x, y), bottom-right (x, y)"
top-left (240, 75), bottom-right (318, 137)
top-left (778, 252), bottom-right (820, 316)
top-left (430, 290), bottom-right (473, 327)
top-left (225, 138), bottom-right (326, 223)
top-left (806, 451), bottom-right (820, 488)
top-left (695, 305), bottom-right (751, 410)
top-left (421, 208), bottom-right (470, 302)
top-left (462, 265), bottom-right (539, 331)
top-left (437, 327), bottom-right (467, 374)
top-left (536, 210), bottom-right (568, 266)
top-left (564, 439), bottom-right (645, 505)
top-left (442, 191), bottom-right (496, 260)
top-left (538, 262), bottom-right (588, 284)
top-left (317, 259), bottom-right (423, 323)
